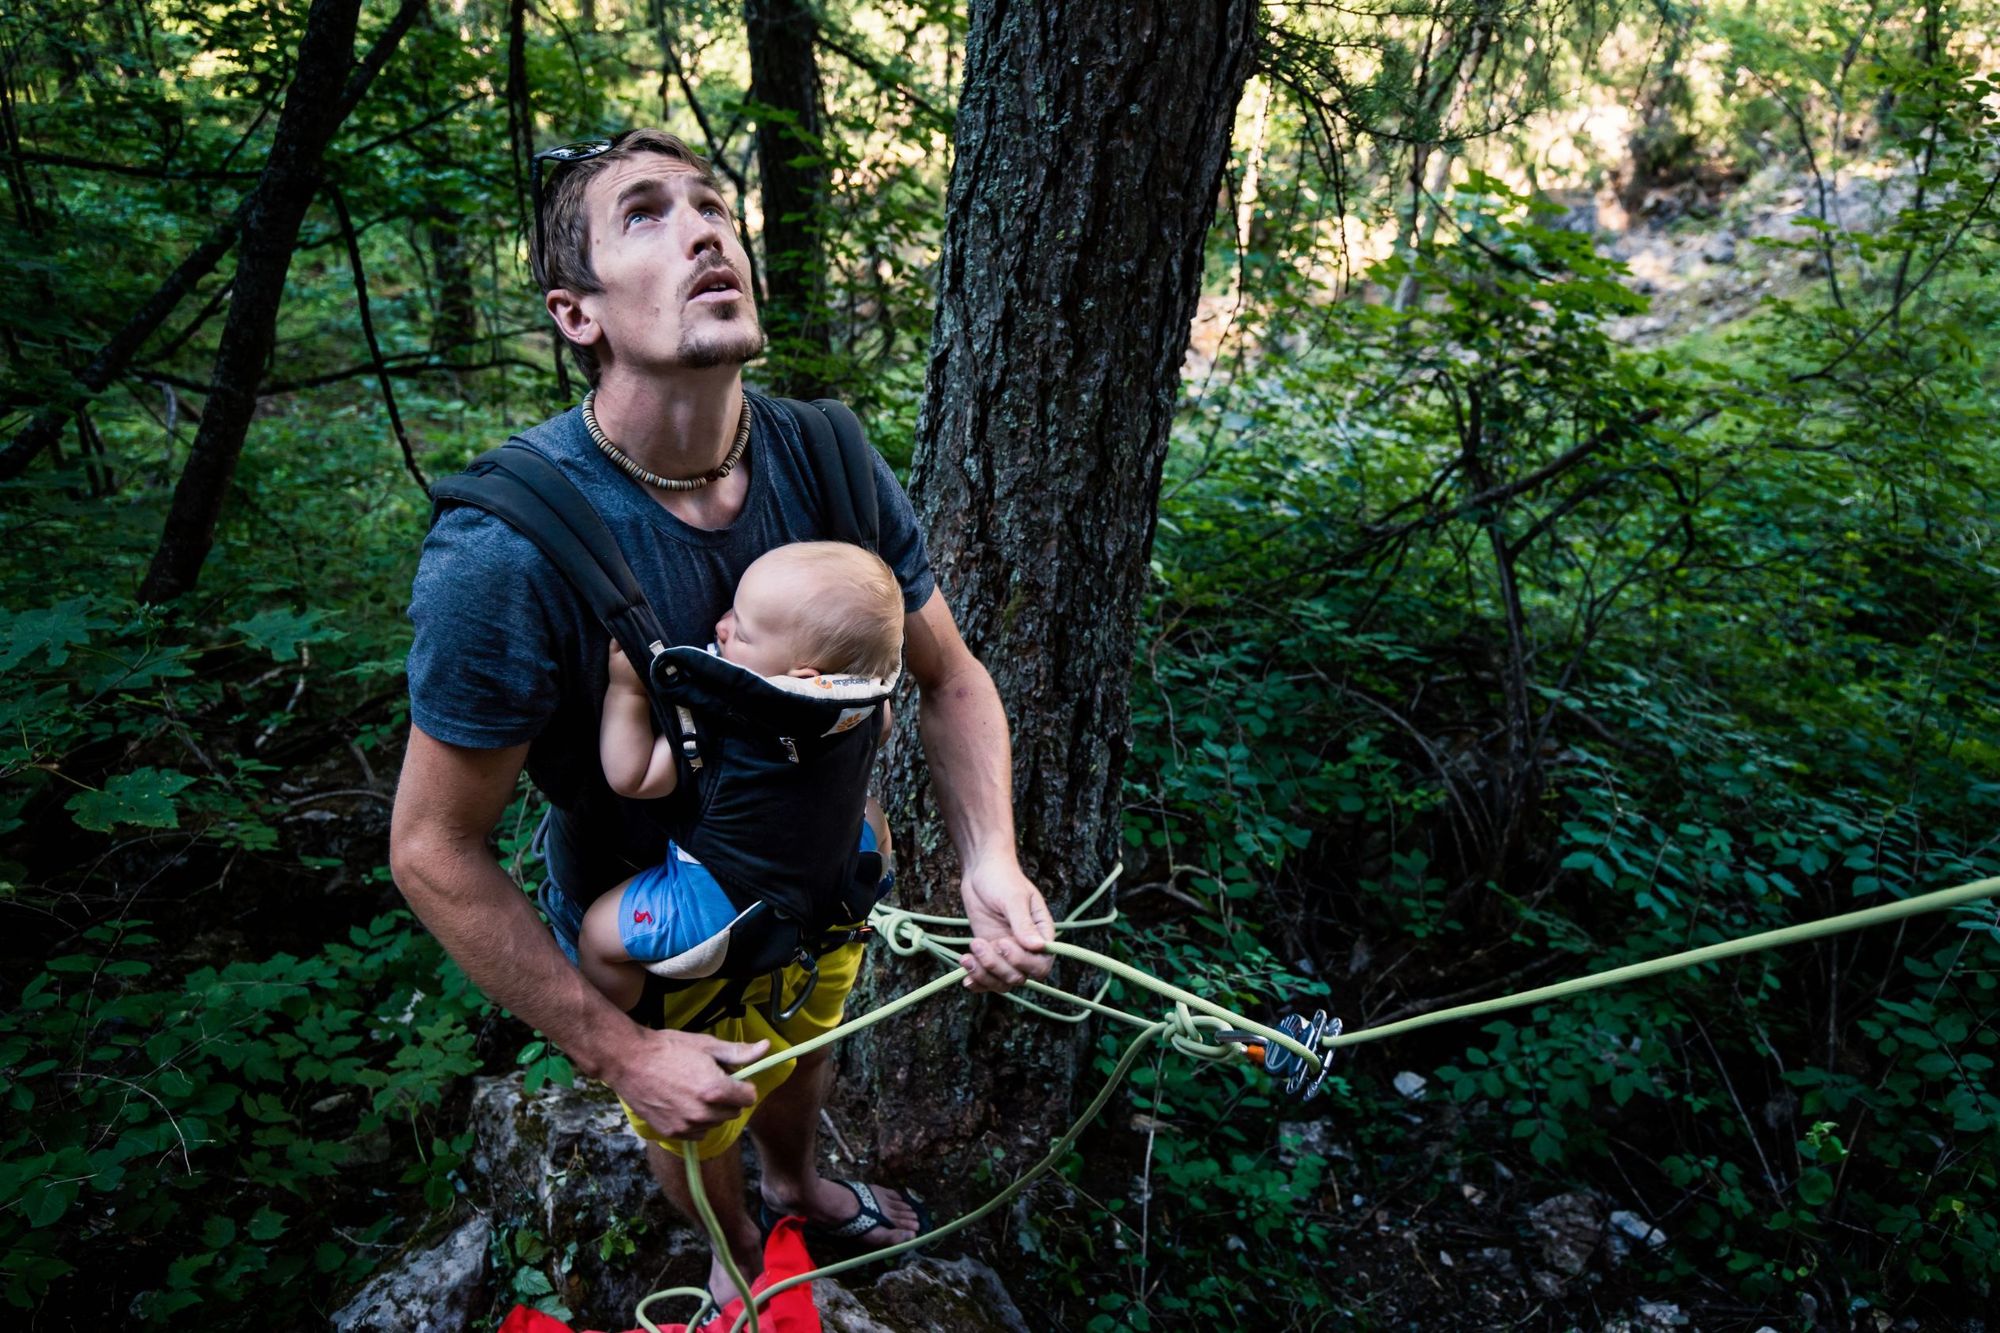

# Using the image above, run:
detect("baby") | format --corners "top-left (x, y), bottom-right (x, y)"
top-left (579, 541), bottom-right (902, 1012)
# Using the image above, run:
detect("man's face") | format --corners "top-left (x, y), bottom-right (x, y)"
top-left (554, 155), bottom-right (764, 375)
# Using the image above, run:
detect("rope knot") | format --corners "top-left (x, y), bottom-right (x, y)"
top-left (872, 906), bottom-right (929, 956)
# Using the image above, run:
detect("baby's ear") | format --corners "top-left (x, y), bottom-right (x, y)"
top-left (785, 665), bottom-right (821, 679)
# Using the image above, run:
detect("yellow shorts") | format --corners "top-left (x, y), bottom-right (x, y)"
top-left (619, 939), bottom-right (865, 1160)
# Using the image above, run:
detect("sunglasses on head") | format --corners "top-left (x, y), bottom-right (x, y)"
top-left (530, 134), bottom-right (626, 285)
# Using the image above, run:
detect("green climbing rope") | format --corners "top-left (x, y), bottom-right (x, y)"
top-left (633, 870), bottom-right (2000, 1333)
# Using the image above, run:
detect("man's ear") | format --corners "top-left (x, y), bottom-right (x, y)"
top-left (545, 287), bottom-right (601, 352)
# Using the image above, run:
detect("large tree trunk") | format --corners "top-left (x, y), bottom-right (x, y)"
top-left (139, 0), bottom-right (423, 603)
top-left (855, 0), bottom-right (1257, 1172)
top-left (744, 0), bottom-right (832, 399)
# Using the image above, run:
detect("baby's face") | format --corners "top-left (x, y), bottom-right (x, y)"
top-left (715, 563), bottom-right (809, 678)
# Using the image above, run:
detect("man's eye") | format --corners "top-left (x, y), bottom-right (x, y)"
top-left (702, 203), bottom-right (727, 221)
top-left (624, 209), bottom-right (654, 227)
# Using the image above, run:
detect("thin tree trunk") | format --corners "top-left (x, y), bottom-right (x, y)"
top-left (745, 0), bottom-right (832, 399)
top-left (858, 0), bottom-right (1257, 1172)
top-left (428, 210), bottom-right (480, 357)
top-left (1391, 19), bottom-right (1493, 314)
top-left (139, 0), bottom-right (425, 602)
top-left (0, 202), bottom-right (247, 480)
top-left (0, 0), bottom-right (425, 483)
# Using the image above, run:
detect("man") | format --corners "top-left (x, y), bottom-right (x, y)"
top-left (388, 129), bottom-right (1053, 1310)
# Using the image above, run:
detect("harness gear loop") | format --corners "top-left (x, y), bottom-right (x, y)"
top-left (768, 950), bottom-right (819, 1025)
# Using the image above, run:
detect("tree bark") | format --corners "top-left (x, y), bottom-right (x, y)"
top-left (744, 0), bottom-right (832, 399)
top-left (138, 0), bottom-right (424, 602)
top-left (427, 211), bottom-right (480, 359)
top-left (856, 0), bottom-right (1257, 1171)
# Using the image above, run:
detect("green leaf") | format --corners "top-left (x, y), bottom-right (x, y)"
top-left (20, 1177), bottom-right (78, 1229)
top-left (0, 597), bottom-right (112, 671)
top-left (1796, 1168), bottom-right (1836, 1207)
top-left (247, 1204), bottom-right (287, 1241)
top-left (228, 608), bottom-right (341, 662)
top-left (66, 768), bottom-right (195, 832)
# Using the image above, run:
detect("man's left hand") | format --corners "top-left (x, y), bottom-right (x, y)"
top-left (958, 858), bottom-right (1055, 992)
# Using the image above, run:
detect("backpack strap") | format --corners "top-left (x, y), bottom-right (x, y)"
top-left (429, 442), bottom-right (676, 733)
top-left (780, 398), bottom-right (879, 550)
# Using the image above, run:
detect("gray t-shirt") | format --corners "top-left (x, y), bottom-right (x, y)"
top-left (406, 391), bottom-right (935, 898)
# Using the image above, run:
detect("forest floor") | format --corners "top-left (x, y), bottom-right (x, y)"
top-left (1595, 160), bottom-right (1912, 349)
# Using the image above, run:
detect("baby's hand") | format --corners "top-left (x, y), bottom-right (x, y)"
top-left (606, 641), bottom-right (648, 695)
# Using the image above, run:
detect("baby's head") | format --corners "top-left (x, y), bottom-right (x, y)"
top-left (717, 542), bottom-right (903, 680)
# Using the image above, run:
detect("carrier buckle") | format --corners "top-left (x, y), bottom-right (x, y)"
top-left (768, 949), bottom-right (820, 1024)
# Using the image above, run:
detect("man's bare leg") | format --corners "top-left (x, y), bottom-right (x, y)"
top-left (745, 1048), bottom-right (919, 1243)
top-left (643, 1139), bottom-right (763, 1310)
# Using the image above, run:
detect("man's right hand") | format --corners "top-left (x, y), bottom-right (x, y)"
top-left (605, 1027), bottom-right (770, 1139)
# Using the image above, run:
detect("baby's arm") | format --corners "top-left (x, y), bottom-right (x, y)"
top-left (600, 643), bottom-right (680, 799)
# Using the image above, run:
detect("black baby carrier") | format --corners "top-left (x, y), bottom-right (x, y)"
top-left (428, 399), bottom-right (898, 1029)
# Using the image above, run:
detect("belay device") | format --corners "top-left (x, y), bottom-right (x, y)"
top-left (1219, 1008), bottom-right (1341, 1102)
top-left (428, 397), bottom-right (899, 1023)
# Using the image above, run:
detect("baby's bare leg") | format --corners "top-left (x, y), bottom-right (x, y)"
top-left (578, 877), bottom-right (648, 1012)
top-left (865, 794), bottom-right (893, 867)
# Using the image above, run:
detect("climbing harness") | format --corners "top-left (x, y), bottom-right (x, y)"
top-left (638, 868), bottom-right (2000, 1333)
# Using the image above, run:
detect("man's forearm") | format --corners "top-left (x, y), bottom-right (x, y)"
top-left (916, 657), bottom-right (1019, 872)
top-left (395, 835), bottom-right (637, 1080)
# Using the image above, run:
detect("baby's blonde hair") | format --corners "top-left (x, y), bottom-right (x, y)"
top-left (749, 542), bottom-right (903, 678)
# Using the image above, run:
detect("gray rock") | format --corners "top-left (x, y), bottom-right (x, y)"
top-left (818, 1280), bottom-right (900, 1333)
top-left (1701, 232), bottom-right (1738, 264)
top-left (331, 1214), bottom-right (491, 1333)
top-left (1277, 1120), bottom-right (1346, 1167)
top-left (1527, 1192), bottom-right (1605, 1275)
top-left (772, 1256), bottom-right (1031, 1333)
top-left (1637, 1300), bottom-right (1688, 1328)
top-left (1610, 1209), bottom-right (1667, 1249)
top-left (864, 1256), bottom-right (1032, 1332)
top-left (468, 1073), bottom-right (706, 1329)
top-left (1392, 1071), bottom-right (1428, 1099)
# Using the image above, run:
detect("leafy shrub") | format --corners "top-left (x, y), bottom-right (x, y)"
top-left (0, 910), bottom-right (485, 1320)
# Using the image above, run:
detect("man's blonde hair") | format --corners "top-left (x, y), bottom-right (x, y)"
top-left (753, 542), bottom-right (903, 678)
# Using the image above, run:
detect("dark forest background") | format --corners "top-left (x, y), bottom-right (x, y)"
top-left (2, 0), bottom-right (1998, 1328)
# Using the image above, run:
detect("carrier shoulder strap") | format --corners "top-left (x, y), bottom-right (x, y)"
top-left (428, 443), bottom-right (668, 680)
top-left (780, 398), bottom-right (879, 550)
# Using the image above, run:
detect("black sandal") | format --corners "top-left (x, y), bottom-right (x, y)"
top-left (757, 1179), bottom-right (933, 1257)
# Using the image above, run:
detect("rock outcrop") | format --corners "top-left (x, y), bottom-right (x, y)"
top-left (323, 1073), bottom-right (1035, 1332)
top-left (331, 1214), bottom-right (492, 1333)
